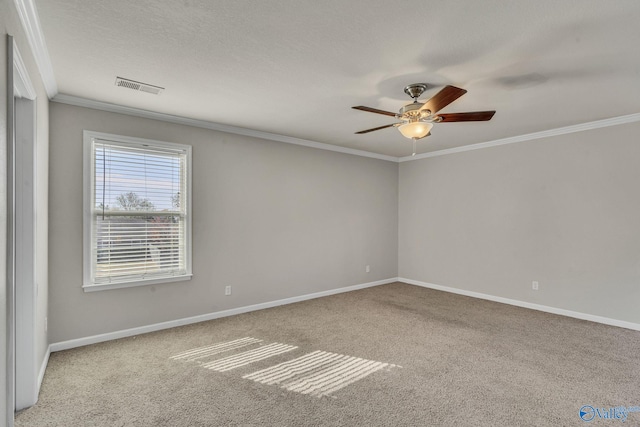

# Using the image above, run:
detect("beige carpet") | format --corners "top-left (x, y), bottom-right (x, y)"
top-left (16, 283), bottom-right (640, 426)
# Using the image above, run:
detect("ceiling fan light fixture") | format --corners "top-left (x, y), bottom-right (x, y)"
top-left (398, 121), bottom-right (433, 139)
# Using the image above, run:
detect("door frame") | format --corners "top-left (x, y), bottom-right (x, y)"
top-left (6, 35), bottom-right (38, 424)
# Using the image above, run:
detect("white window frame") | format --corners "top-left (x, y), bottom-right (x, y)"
top-left (83, 130), bottom-right (192, 292)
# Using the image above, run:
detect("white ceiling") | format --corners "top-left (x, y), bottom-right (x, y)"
top-left (34, 0), bottom-right (640, 157)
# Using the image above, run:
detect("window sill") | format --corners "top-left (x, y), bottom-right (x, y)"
top-left (83, 274), bottom-right (192, 292)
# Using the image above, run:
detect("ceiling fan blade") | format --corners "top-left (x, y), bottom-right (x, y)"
top-left (436, 111), bottom-right (496, 122)
top-left (355, 123), bottom-right (398, 134)
top-left (419, 85), bottom-right (467, 114)
top-left (352, 106), bottom-right (397, 117)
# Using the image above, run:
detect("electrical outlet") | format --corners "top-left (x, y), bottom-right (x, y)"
top-left (45, 317), bottom-right (48, 333)
top-left (532, 281), bottom-right (539, 291)
top-left (225, 286), bottom-right (232, 296)
top-left (365, 265), bottom-right (370, 273)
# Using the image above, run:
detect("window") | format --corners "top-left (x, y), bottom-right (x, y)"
top-left (83, 131), bottom-right (192, 291)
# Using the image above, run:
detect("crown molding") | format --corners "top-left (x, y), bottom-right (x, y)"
top-left (13, 0), bottom-right (58, 98)
top-left (52, 94), bottom-right (399, 162)
top-left (53, 94), bottom-right (640, 164)
top-left (399, 112), bottom-right (640, 162)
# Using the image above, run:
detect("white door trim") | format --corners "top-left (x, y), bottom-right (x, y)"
top-left (5, 34), bottom-right (16, 427)
top-left (9, 37), bottom-right (39, 415)
top-left (14, 97), bottom-right (37, 410)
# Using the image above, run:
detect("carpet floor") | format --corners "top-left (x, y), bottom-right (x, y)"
top-left (15, 282), bottom-right (640, 426)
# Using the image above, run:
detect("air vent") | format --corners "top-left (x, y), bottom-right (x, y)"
top-left (115, 77), bottom-right (164, 95)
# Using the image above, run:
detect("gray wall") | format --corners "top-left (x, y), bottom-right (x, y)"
top-left (2, 0), bottom-right (50, 420)
top-left (48, 103), bottom-right (399, 343)
top-left (399, 121), bottom-right (640, 324)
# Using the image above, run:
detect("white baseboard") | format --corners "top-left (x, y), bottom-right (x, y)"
top-left (399, 278), bottom-right (640, 332)
top-left (38, 346), bottom-right (50, 392)
top-left (50, 278), bottom-right (399, 352)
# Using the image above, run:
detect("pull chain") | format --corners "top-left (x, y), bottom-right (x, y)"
top-left (412, 138), bottom-right (417, 156)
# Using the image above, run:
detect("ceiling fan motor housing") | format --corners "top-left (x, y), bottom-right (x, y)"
top-left (399, 103), bottom-right (430, 121)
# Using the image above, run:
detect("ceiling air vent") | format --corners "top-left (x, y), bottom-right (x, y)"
top-left (115, 77), bottom-right (164, 95)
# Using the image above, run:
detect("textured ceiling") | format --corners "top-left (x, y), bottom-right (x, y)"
top-left (35, 0), bottom-right (640, 157)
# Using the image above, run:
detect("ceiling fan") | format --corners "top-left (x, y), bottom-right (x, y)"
top-left (353, 84), bottom-right (495, 155)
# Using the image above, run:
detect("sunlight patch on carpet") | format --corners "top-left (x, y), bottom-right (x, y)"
top-left (243, 350), bottom-right (399, 397)
top-left (201, 342), bottom-right (298, 372)
top-left (171, 338), bottom-right (398, 397)
top-left (170, 337), bottom-right (262, 361)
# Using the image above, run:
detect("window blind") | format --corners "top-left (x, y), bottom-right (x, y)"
top-left (89, 138), bottom-right (189, 286)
